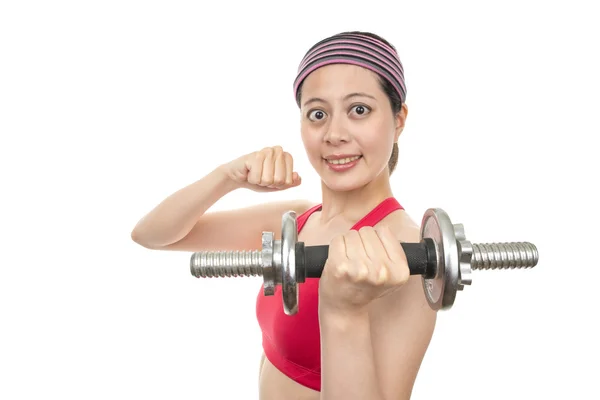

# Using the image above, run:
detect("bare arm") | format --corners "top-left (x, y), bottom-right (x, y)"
top-left (319, 225), bottom-right (436, 400)
top-left (320, 309), bottom-right (386, 400)
top-left (131, 166), bottom-right (237, 249)
top-left (370, 277), bottom-right (436, 399)
top-left (320, 280), bottom-right (435, 400)
top-left (131, 166), bottom-right (313, 252)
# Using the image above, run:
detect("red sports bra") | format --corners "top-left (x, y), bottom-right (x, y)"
top-left (255, 197), bottom-right (404, 391)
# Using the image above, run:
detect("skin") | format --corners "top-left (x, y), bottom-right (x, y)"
top-left (258, 64), bottom-right (437, 400)
top-left (131, 63), bottom-right (436, 400)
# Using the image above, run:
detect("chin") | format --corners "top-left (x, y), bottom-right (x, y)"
top-left (322, 179), bottom-right (363, 192)
top-left (320, 171), bottom-right (374, 192)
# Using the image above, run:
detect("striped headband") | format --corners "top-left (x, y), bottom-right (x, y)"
top-left (293, 32), bottom-right (406, 106)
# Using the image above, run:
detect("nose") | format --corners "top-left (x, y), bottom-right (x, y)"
top-left (323, 113), bottom-right (350, 145)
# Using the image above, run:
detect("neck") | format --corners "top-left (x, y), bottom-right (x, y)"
top-left (318, 169), bottom-right (395, 226)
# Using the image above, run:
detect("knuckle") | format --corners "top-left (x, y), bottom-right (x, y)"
top-left (376, 265), bottom-right (389, 284)
top-left (356, 264), bottom-right (369, 281)
top-left (393, 262), bottom-right (410, 282)
top-left (349, 265), bottom-right (361, 278)
top-left (348, 260), bottom-right (368, 281)
top-left (254, 152), bottom-right (265, 163)
top-left (333, 262), bottom-right (349, 278)
top-left (401, 264), bottom-right (411, 280)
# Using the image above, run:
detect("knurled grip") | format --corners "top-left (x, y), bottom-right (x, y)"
top-left (295, 239), bottom-right (437, 279)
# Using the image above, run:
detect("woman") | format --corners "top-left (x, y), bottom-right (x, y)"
top-left (131, 31), bottom-right (436, 400)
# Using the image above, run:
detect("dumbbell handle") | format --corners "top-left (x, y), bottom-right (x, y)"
top-left (295, 240), bottom-right (437, 281)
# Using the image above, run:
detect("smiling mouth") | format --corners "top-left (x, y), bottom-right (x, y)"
top-left (324, 155), bottom-right (362, 165)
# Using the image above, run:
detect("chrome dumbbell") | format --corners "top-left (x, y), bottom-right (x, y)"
top-left (189, 208), bottom-right (539, 315)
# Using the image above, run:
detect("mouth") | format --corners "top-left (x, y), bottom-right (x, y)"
top-left (323, 155), bottom-right (362, 165)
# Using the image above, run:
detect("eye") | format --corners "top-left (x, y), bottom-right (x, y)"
top-left (308, 109), bottom-right (327, 121)
top-left (351, 105), bottom-right (371, 116)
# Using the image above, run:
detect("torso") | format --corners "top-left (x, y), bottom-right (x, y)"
top-left (257, 198), bottom-right (419, 400)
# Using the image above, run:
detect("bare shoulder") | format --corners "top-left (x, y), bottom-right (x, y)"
top-left (380, 208), bottom-right (421, 242)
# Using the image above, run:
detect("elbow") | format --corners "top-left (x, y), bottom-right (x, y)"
top-left (130, 228), bottom-right (143, 245)
top-left (130, 228), bottom-right (161, 250)
top-left (130, 228), bottom-right (147, 247)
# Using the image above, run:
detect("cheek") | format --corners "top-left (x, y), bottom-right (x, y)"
top-left (300, 130), bottom-right (322, 159)
top-left (360, 120), bottom-right (395, 154)
top-left (301, 129), bottom-right (320, 152)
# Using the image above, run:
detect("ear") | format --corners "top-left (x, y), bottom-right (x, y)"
top-left (394, 103), bottom-right (408, 142)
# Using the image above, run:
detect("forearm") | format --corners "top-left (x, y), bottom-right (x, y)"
top-left (319, 309), bottom-right (385, 400)
top-left (131, 166), bottom-right (238, 247)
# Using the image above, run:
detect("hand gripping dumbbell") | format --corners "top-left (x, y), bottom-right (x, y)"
top-left (189, 208), bottom-right (539, 315)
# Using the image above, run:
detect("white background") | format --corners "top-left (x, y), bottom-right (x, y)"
top-left (1, 1), bottom-right (599, 399)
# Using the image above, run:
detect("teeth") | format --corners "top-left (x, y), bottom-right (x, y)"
top-left (326, 156), bottom-right (361, 165)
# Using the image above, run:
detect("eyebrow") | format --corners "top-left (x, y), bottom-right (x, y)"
top-left (302, 92), bottom-right (376, 107)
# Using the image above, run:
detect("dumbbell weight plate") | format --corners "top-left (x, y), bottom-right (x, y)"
top-left (281, 211), bottom-right (298, 315)
top-left (420, 208), bottom-right (461, 310)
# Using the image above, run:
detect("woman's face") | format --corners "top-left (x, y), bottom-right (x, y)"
top-left (299, 64), bottom-right (405, 192)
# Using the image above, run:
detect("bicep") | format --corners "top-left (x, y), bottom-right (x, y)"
top-left (370, 276), bottom-right (437, 399)
top-left (160, 199), bottom-right (314, 252)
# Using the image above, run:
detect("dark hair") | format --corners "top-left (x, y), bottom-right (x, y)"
top-left (295, 31), bottom-right (404, 175)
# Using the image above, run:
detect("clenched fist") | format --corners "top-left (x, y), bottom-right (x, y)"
top-left (319, 225), bottom-right (410, 315)
top-left (222, 146), bottom-right (301, 192)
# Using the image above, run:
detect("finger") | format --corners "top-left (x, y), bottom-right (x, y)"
top-left (291, 171), bottom-right (301, 187)
top-left (272, 148), bottom-right (286, 188)
top-left (358, 226), bottom-right (388, 283)
top-left (374, 225), bottom-right (404, 262)
top-left (344, 230), bottom-right (369, 282)
top-left (247, 151), bottom-right (264, 185)
top-left (284, 152), bottom-right (294, 186)
top-left (344, 230), bottom-right (365, 260)
top-left (375, 225), bottom-right (409, 283)
top-left (326, 234), bottom-right (349, 278)
top-left (358, 226), bottom-right (387, 261)
top-left (260, 148), bottom-right (275, 186)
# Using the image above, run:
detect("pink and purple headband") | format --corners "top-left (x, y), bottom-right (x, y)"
top-left (293, 32), bottom-right (407, 106)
